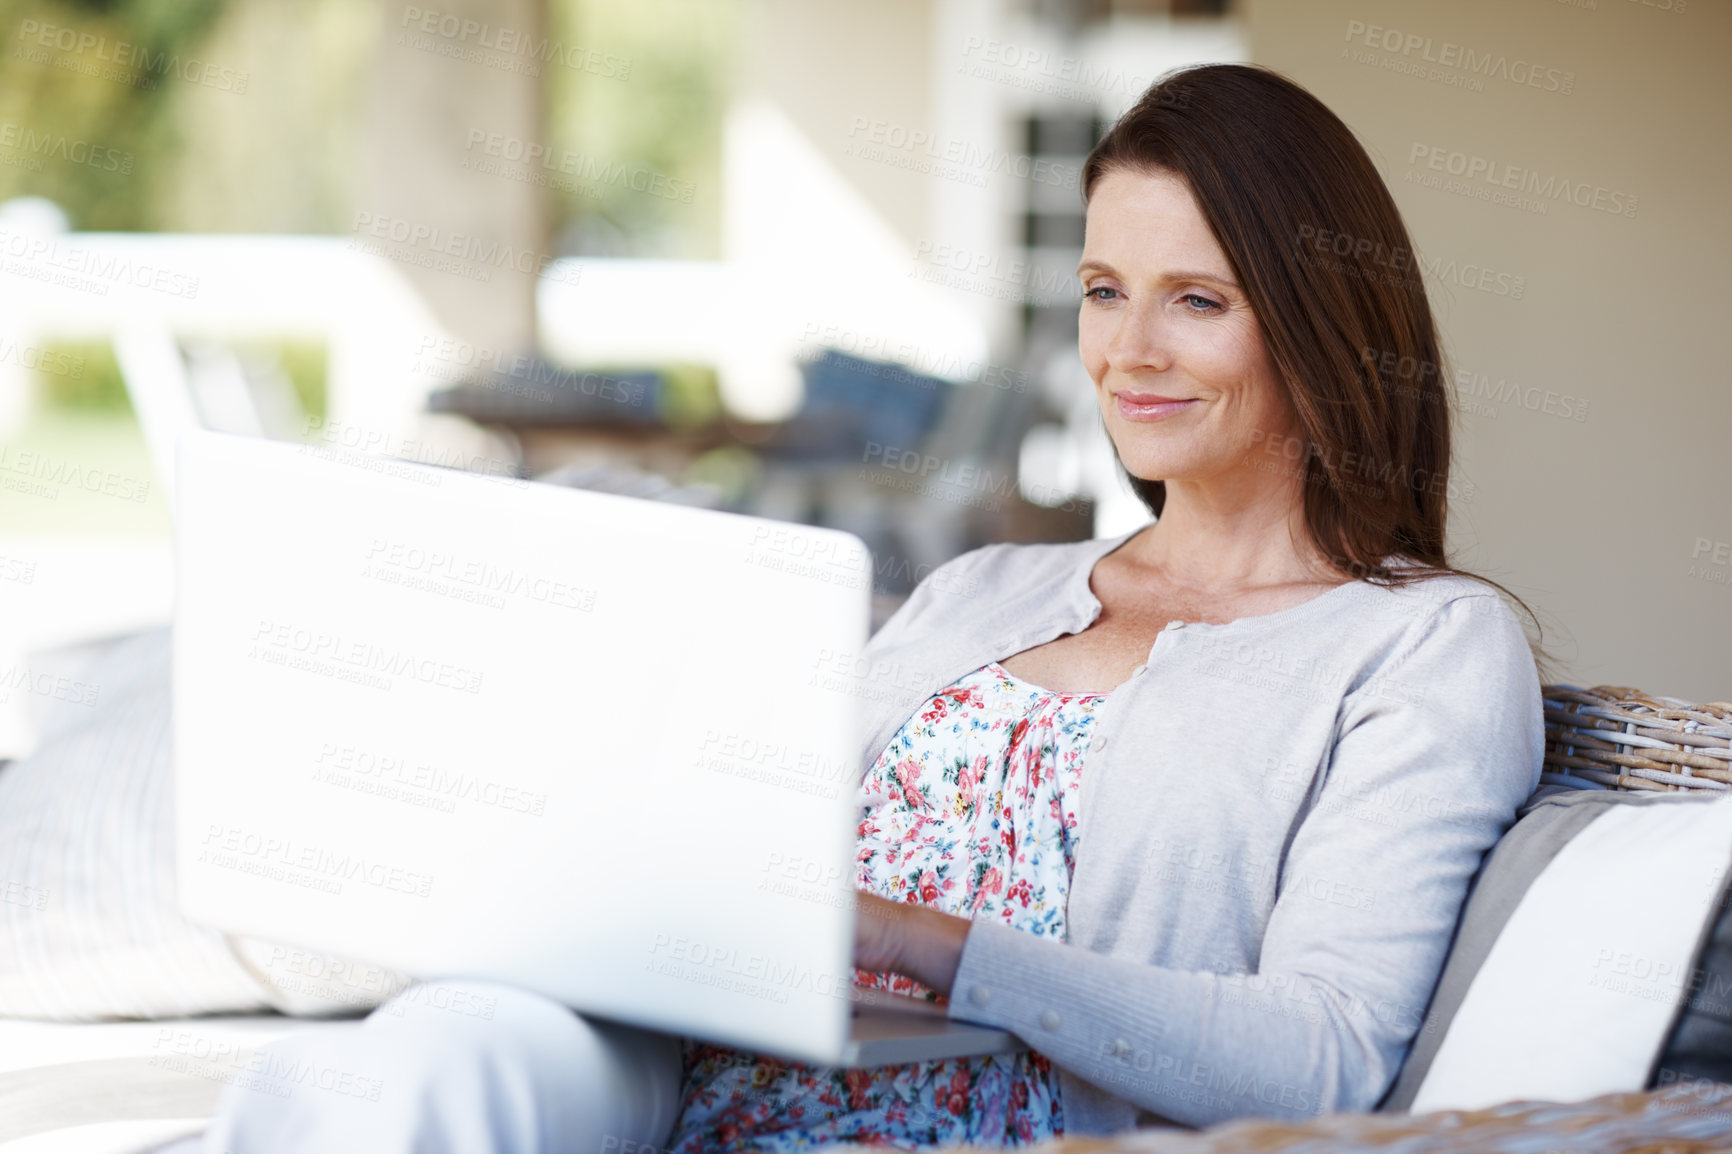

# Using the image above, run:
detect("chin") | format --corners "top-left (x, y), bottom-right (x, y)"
top-left (1105, 430), bottom-right (1186, 479)
top-left (1113, 452), bottom-right (1181, 487)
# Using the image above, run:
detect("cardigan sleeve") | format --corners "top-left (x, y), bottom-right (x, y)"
top-left (944, 592), bottom-right (1544, 1127)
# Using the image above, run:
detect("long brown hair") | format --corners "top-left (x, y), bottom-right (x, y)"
top-left (1084, 63), bottom-right (1481, 593)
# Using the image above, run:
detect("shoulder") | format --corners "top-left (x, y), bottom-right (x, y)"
top-left (937, 535), bottom-right (1121, 591)
top-left (871, 533), bottom-right (1132, 646)
top-left (1328, 563), bottom-right (1523, 638)
top-left (1326, 568), bottom-right (1536, 712)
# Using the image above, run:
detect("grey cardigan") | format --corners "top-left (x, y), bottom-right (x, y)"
top-left (853, 528), bottom-right (1544, 1134)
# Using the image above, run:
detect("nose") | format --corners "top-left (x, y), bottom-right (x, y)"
top-left (1102, 299), bottom-right (1173, 377)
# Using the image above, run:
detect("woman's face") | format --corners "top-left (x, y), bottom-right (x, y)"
top-left (1078, 166), bottom-right (1300, 498)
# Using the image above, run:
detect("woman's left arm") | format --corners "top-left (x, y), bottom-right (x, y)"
top-left (873, 592), bottom-right (1544, 1128)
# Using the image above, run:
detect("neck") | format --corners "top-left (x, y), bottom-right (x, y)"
top-left (1126, 470), bottom-right (1339, 592)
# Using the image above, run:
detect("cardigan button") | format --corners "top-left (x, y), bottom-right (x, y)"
top-left (1130, 664), bottom-right (1148, 678)
top-left (968, 985), bottom-right (992, 1007)
top-left (1110, 1038), bottom-right (1132, 1057)
top-left (1039, 1009), bottom-right (1062, 1031)
top-left (1089, 734), bottom-right (1108, 752)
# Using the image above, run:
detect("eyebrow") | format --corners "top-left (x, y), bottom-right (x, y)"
top-left (1076, 258), bottom-right (1240, 290)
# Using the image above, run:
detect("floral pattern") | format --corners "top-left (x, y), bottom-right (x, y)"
top-left (667, 660), bottom-right (1106, 1152)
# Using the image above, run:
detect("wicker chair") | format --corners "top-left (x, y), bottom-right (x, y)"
top-left (1541, 685), bottom-right (1732, 794)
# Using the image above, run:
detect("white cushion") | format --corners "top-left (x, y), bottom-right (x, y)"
top-left (1410, 791), bottom-right (1732, 1112)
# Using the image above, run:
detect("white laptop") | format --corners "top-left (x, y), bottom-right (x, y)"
top-left (172, 429), bottom-right (1019, 1066)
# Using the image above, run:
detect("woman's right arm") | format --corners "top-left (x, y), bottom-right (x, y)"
top-left (942, 591), bottom-right (1545, 1126)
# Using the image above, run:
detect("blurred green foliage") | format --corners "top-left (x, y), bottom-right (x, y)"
top-left (546, 0), bottom-right (735, 258)
top-left (683, 443), bottom-right (761, 508)
top-left (657, 362), bottom-right (721, 428)
top-left (32, 340), bottom-right (124, 409)
top-left (0, 0), bottom-right (734, 250)
top-left (274, 340), bottom-right (326, 421)
top-left (33, 338), bottom-right (326, 421)
top-left (0, 0), bottom-right (227, 229)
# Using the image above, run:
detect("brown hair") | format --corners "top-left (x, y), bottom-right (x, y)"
top-left (1082, 63), bottom-right (1538, 640)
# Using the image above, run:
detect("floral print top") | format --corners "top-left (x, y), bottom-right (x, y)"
top-left (667, 659), bottom-right (1108, 1152)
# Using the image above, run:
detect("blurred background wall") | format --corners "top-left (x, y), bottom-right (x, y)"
top-left (1243, 0), bottom-right (1731, 713)
top-left (0, 0), bottom-right (1724, 757)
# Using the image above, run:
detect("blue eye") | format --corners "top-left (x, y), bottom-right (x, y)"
top-left (1183, 294), bottom-right (1224, 313)
top-left (1083, 286), bottom-right (1119, 302)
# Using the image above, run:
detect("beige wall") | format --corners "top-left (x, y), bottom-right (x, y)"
top-left (1243, 0), bottom-right (1731, 701)
top-left (738, 0), bottom-right (935, 246)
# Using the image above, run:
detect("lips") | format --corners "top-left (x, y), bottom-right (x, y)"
top-left (1115, 392), bottom-right (1197, 422)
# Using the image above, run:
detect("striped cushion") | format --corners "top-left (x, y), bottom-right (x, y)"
top-left (0, 627), bottom-right (408, 1020)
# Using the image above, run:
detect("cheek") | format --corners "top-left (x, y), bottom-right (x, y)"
top-left (1077, 313), bottom-right (1111, 383)
top-left (1190, 326), bottom-right (1252, 383)
top-left (1209, 328), bottom-right (1278, 409)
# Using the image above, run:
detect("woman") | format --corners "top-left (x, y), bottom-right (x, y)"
top-left (206, 62), bottom-right (1542, 1152)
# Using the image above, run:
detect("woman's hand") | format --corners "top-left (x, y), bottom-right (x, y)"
top-left (853, 891), bottom-right (972, 999)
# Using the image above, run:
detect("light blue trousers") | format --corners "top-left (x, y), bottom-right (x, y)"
top-left (201, 980), bottom-right (685, 1154)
